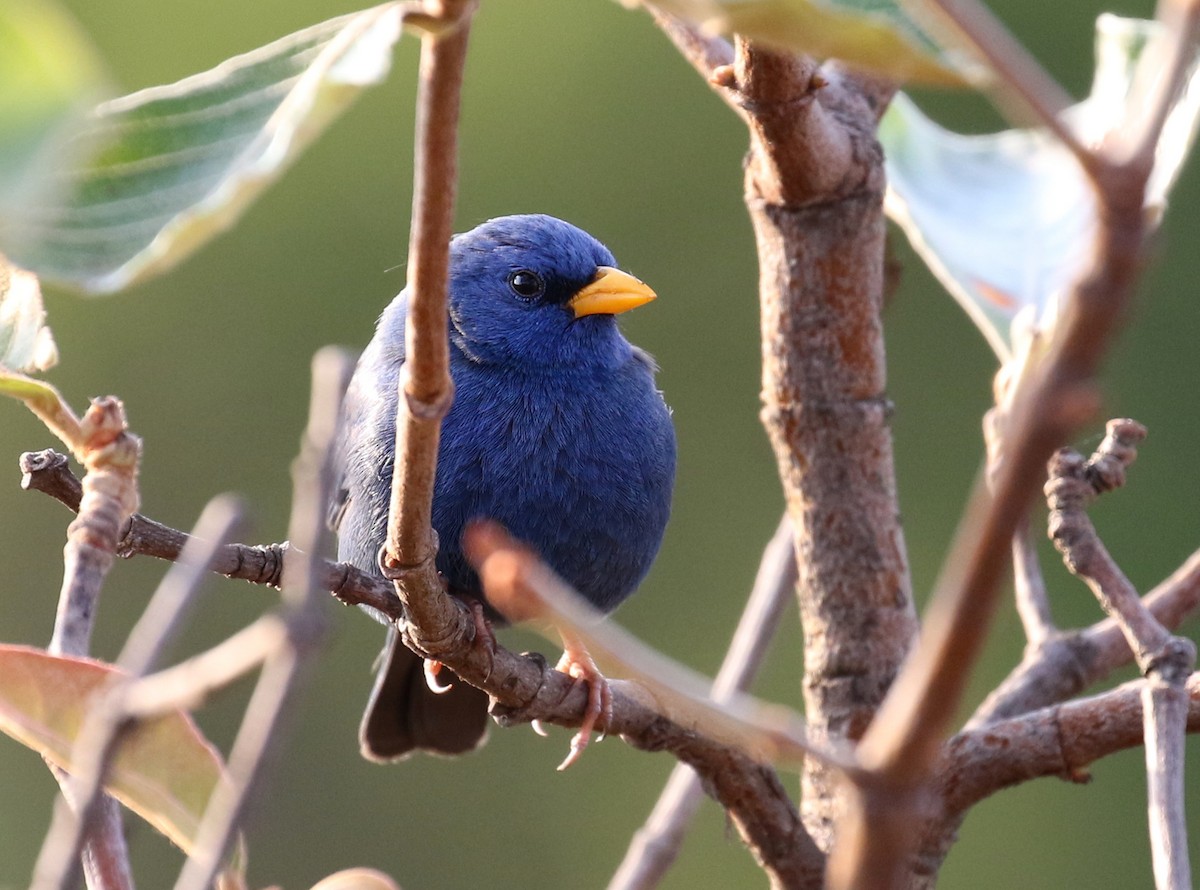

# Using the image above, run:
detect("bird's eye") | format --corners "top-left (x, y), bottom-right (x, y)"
top-left (507, 270), bottom-right (545, 301)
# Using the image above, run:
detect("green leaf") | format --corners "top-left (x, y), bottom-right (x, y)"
top-left (881, 15), bottom-right (1200, 360)
top-left (0, 0), bottom-right (107, 220)
top-left (0, 645), bottom-right (230, 855)
top-left (2, 2), bottom-right (409, 293)
top-left (644, 0), bottom-right (980, 86)
top-left (0, 260), bottom-right (58, 373)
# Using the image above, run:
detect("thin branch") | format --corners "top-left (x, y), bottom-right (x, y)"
top-left (1108, 0), bottom-right (1200, 173)
top-left (120, 617), bottom-right (287, 718)
top-left (1046, 420), bottom-right (1195, 890)
top-left (1012, 516), bottom-right (1055, 646)
top-left (31, 498), bottom-right (243, 890)
top-left (609, 515), bottom-right (798, 890)
top-left (938, 674), bottom-right (1200, 818)
top-left (971, 545), bottom-right (1200, 727)
top-left (116, 496), bottom-right (245, 673)
top-left (909, 0), bottom-right (1091, 168)
top-left (20, 449), bottom-right (398, 615)
top-left (38, 397), bottom-right (141, 890)
top-left (173, 348), bottom-right (349, 890)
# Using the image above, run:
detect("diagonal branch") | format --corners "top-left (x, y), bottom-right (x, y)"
top-left (609, 515), bottom-right (799, 890)
top-left (173, 347), bottom-right (349, 890)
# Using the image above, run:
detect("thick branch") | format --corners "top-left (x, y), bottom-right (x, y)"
top-left (729, 38), bottom-right (916, 848)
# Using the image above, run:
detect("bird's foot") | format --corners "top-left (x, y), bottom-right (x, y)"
top-left (554, 637), bottom-right (612, 771)
top-left (420, 599), bottom-right (497, 694)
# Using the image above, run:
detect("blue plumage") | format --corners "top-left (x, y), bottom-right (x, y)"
top-left (332, 214), bottom-right (675, 760)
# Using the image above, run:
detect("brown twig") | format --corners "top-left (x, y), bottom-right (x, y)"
top-left (1012, 516), bottom-right (1055, 646)
top-left (380, 0), bottom-right (476, 664)
top-left (1046, 420), bottom-right (1195, 890)
top-left (468, 523), bottom-right (826, 889)
top-left (173, 348), bottom-right (348, 890)
top-left (36, 397), bottom-right (141, 890)
top-left (609, 515), bottom-right (799, 890)
top-left (20, 448), bottom-right (399, 616)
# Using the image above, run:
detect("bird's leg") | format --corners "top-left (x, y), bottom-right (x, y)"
top-left (554, 628), bottom-right (612, 771)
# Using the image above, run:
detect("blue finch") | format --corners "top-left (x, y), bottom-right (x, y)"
top-left (331, 214), bottom-right (676, 760)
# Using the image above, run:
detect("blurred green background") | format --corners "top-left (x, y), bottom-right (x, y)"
top-left (2, 1), bottom-right (1198, 887)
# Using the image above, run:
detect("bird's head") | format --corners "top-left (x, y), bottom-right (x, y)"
top-left (447, 214), bottom-right (656, 370)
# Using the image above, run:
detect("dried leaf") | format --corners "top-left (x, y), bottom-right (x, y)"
top-left (0, 645), bottom-right (231, 856)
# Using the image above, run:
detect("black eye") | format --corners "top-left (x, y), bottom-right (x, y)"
top-left (508, 269), bottom-right (545, 301)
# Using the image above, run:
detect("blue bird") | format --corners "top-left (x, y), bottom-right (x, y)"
top-left (331, 214), bottom-right (676, 760)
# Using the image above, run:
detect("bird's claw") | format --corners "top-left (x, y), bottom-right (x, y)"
top-left (423, 659), bottom-right (453, 694)
top-left (554, 644), bottom-right (611, 771)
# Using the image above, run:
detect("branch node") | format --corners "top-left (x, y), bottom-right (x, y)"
top-left (401, 363), bottom-right (456, 421)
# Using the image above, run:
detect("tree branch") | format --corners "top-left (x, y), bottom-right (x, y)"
top-left (694, 35), bottom-right (918, 854)
top-left (1045, 420), bottom-right (1195, 890)
top-left (173, 348), bottom-right (347, 890)
top-left (39, 397), bottom-right (141, 890)
top-left (19, 454), bottom-right (830, 885)
top-left (609, 515), bottom-right (799, 890)
top-left (380, 0), bottom-right (476, 665)
top-left (939, 674), bottom-right (1200, 819)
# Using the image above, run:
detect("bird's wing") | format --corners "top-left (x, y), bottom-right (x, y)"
top-left (329, 295), bottom-right (409, 540)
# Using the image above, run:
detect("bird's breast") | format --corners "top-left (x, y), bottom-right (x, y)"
top-left (432, 360), bottom-right (675, 612)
